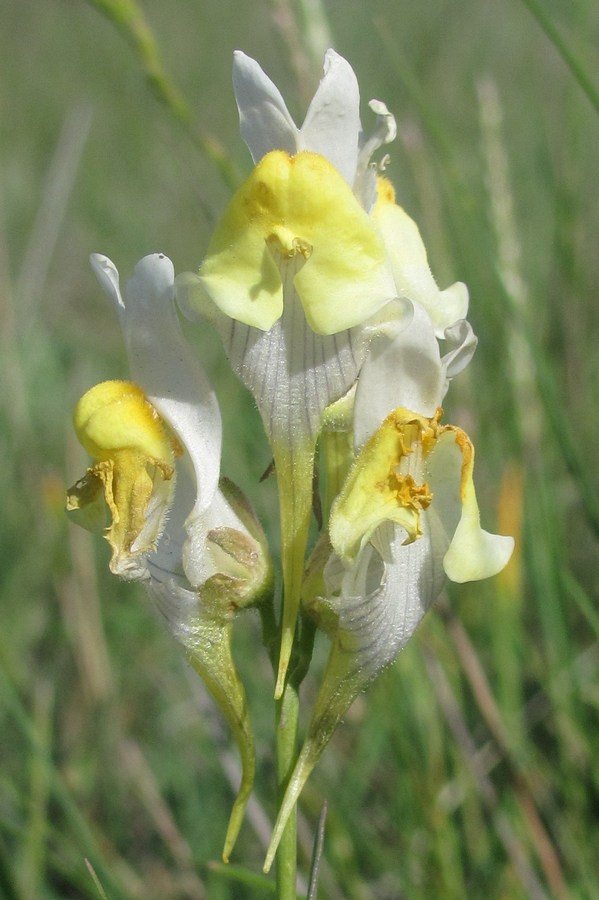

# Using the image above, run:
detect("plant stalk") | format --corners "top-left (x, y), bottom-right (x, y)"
top-left (274, 677), bottom-right (300, 898)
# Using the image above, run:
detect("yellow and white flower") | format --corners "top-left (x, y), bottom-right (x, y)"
top-left (264, 292), bottom-right (513, 870)
top-left (67, 253), bottom-right (271, 862)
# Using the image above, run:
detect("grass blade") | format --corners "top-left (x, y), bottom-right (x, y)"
top-left (519, 0), bottom-right (599, 116)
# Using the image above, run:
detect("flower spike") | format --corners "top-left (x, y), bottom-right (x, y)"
top-left (194, 53), bottom-right (408, 691)
top-left (66, 47), bottom-right (517, 880)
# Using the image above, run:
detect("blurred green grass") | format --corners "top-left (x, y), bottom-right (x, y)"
top-left (1, 0), bottom-right (599, 897)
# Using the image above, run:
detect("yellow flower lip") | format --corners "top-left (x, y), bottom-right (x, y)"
top-left (198, 150), bottom-right (396, 335)
top-left (330, 403), bottom-right (514, 581)
top-left (73, 380), bottom-right (174, 462)
top-left (67, 380), bottom-right (178, 579)
top-left (330, 407), bottom-right (439, 562)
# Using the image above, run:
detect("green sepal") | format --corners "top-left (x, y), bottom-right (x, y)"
top-left (183, 612), bottom-right (255, 864)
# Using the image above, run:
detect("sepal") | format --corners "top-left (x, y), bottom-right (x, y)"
top-left (200, 477), bottom-right (274, 609)
top-left (149, 479), bottom-right (271, 862)
top-left (149, 580), bottom-right (257, 863)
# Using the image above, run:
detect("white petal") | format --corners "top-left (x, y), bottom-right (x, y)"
top-left (354, 301), bottom-right (443, 448)
top-left (92, 254), bottom-right (222, 520)
top-left (148, 457), bottom-right (195, 583)
top-left (440, 318), bottom-right (477, 399)
top-left (367, 100), bottom-right (397, 142)
top-left (300, 49), bottom-right (361, 184)
top-left (442, 319), bottom-right (477, 378)
top-left (440, 281), bottom-right (470, 330)
top-left (90, 253), bottom-right (125, 313)
top-left (445, 516), bottom-right (514, 583)
top-left (233, 50), bottom-right (299, 162)
top-left (444, 469), bottom-right (515, 584)
top-left (354, 99), bottom-right (397, 211)
top-left (147, 578), bottom-right (201, 648)
top-left (183, 482), bottom-right (253, 588)
top-left (368, 518), bottom-right (445, 654)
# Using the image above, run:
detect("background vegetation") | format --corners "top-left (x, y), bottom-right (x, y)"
top-left (1, 0), bottom-right (598, 896)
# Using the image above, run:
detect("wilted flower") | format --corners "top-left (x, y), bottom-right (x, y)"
top-left (67, 254), bottom-right (272, 861)
top-left (67, 378), bottom-right (179, 579)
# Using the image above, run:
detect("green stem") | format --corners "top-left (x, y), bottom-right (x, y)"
top-left (274, 678), bottom-right (300, 898)
top-left (274, 442), bottom-right (315, 698)
top-left (87, 0), bottom-right (241, 189)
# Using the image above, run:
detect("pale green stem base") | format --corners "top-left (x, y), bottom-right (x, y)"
top-left (273, 678), bottom-right (300, 897)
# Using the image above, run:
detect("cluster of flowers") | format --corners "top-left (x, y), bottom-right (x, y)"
top-left (67, 50), bottom-right (513, 867)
